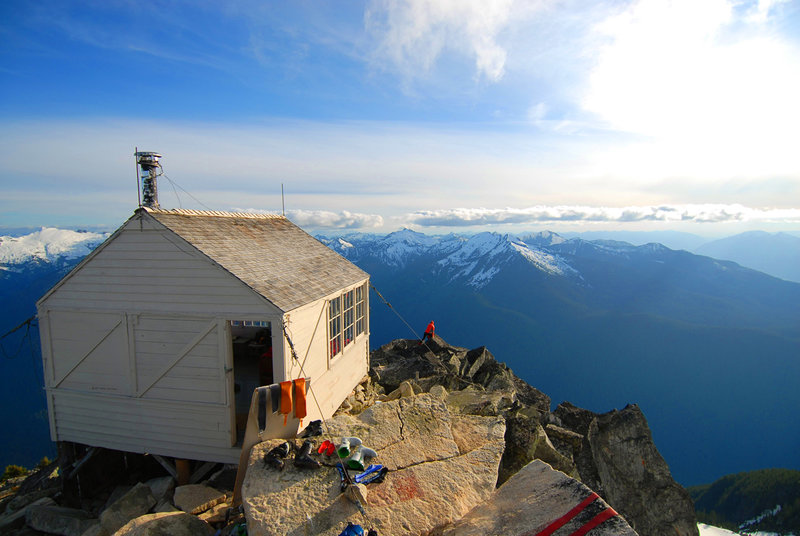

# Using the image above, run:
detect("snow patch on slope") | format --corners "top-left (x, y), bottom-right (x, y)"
top-left (436, 233), bottom-right (511, 287)
top-left (511, 239), bottom-right (578, 277)
top-left (435, 233), bottom-right (578, 288)
top-left (0, 228), bottom-right (108, 265)
top-left (698, 523), bottom-right (785, 536)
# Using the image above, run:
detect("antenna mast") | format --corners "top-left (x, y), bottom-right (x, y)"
top-left (135, 147), bottom-right (141, 207)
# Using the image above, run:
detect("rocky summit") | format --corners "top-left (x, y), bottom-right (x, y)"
top-left (241, 336), bottom-right (698, 536)
top-left (1, 336), bottom-right (698, 535)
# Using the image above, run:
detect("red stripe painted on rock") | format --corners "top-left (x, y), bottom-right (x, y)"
top-left (532, 492), bottom-right (600, 536)
top-left (569, 506), bottom-right (618, 536)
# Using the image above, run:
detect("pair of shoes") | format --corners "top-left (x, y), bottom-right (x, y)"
top-left (263, 440), bottom-right (320, 470)
top-left (263, 442), bottom-right (291, 470)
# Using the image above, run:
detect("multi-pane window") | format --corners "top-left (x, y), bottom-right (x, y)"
top-left (343, 290), bottom-right (354, 347)
top-left (329, 296), bottom-right (342, 357)
top-left (328, 284), bottom-right (368, 358)
top-left (231, 320), bottom-right (270, 327)
top-left (355, 284), bottom-right (366, 336)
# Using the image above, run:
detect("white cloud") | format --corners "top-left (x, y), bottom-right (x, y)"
top-left (237, 208), bottom-right (384, 229)
top-left (366, 0), bottom-right (517, 82)
top-left (406, 204), bottom-right (800, 227)
top-left (285, 209), bottom-right (384, 229)
top-left (583, 0), bottom-right (800, 149)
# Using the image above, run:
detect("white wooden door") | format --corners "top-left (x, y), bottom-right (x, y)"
top-left (47, 310), bottom-right (130, 395)
top-left (134, 315), bottom-right (227, 405)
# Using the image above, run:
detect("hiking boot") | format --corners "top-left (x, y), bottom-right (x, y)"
top-left (263, 441), bottom-right (290, 470)
top-left (294, 439), bottom-right (321, 469)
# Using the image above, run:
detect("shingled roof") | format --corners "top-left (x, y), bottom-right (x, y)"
top-left (142, 207), bottom-right (368, 312)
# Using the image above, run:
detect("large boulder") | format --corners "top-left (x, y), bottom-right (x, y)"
top-left (0, 497), bottom-right (56, 532)
top-left (498, 416), bottom-right (577, 485)
top-left (552, 402), bottom-right (604, 493)
top-left (111, 512), bottom-right (214, 536)
top-left (99, 482), bottom-right (157, 534)
top-left (441, 460), bottom-right (638, 535)
top-left (172, 485), bottom-right (226, 515)
top-left (242, 393), bottom-right (506, 536)
top-left (587, 405), bottom-right (699, 536)
top-left (25, 503), bottom-right (96, 536)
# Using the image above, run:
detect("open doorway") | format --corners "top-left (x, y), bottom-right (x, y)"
top-left (230, 320), bottom-right (273, 442)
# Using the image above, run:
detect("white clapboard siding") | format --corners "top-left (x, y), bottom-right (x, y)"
top-left (42, 221), bottom-right (281, 317)
top-left (281, 299), bottom-right (330, 381)
top-left (51, 390), bottom-right (240, 463)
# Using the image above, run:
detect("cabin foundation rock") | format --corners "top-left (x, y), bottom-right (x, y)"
top-left (98, 482), bottom-right (156, 534)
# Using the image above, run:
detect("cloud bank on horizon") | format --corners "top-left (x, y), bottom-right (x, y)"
top-left (1, 0), bottom-right (798, 232)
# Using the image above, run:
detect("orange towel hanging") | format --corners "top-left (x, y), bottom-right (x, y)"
top-left (279, 380), bottom-right (293, 425)
top-left (294, 378), bottom-right (307, 427)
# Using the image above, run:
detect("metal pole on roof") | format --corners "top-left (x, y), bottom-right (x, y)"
top-left (281, 183), bottom-right (285, 216)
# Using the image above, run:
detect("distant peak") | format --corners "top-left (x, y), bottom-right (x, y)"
top-left (0, 227), bottom-right (108, 265)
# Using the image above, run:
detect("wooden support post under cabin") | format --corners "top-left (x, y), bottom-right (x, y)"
top-left (64, 446), bottom-right (99, 480)
top-left (176, 459), bottom-right (191, 486)
top-left (189, 462), bottom-right (218, 485)
top-left (151, 456), bottom-right (219, 486)
top-left (57, 442), bottom-right (80, 507)
top-left (151, 455), bottom-right (179, 480)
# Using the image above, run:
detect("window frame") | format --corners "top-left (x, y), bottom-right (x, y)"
top-left (328, 282), bottom-right (368, 360)
top-left (329, 295), bottom-right (342, 358)
top-left (355, 285), bottom-right (366, 336)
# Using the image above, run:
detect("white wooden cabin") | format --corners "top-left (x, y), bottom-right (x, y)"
top-left (36, 207), bottom-right (370, 466)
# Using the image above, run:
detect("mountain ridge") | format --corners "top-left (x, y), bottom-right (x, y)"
top-left (317, 229), bottom-right (800, 486)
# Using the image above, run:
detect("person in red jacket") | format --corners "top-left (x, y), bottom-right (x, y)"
top-left (420, 320), bottom-right (435, 344)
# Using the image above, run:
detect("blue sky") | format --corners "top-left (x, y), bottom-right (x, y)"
top-left (2, 0), bottom-right (800, 235)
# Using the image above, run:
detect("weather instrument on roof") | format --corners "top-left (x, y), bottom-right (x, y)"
top-left (135, 150), bottom-right (163, 208)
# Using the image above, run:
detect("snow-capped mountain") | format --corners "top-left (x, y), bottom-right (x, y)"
top-left (320, 229), bottom-right (580, 288)
top-left (0, 228), bottom-right (108, 267)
